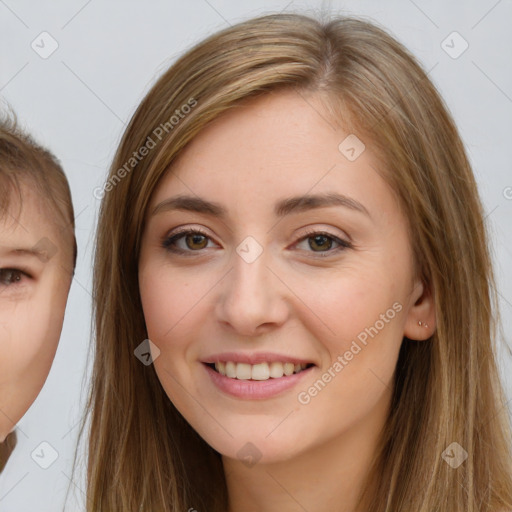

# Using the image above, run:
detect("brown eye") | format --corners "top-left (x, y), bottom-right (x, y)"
top-left (184, 233), bottom-right (209, 250)
top-left (0, 268), bottom-right (25, 286)
top-left (294, 230), bottom-right (352, 258)
top-left (162, 229), bottom-right (216, 254)
top-left (308, 234), bottom-right (334, 252)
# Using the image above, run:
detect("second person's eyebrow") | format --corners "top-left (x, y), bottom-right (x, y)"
top-left (0, 246), bottom-right (47, 259)
top-left (151, 192), bottom-right (371, 219)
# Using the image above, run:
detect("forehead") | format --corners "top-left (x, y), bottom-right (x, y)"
top-left (0, 183), bottom-right (63, 249)
top-left (151, 90), bottom-right (398, 222)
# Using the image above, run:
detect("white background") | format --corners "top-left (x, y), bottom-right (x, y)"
top-left (0, 1), bottom-right (511, 510)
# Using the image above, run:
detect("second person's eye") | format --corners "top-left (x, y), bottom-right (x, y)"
top-left (0, 268), bottom-right (29, 286)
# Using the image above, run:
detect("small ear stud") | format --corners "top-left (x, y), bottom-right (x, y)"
top-left (418, 320), bottom-right (429, 328)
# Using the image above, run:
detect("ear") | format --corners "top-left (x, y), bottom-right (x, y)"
top-left (403, 278), bottom-right (436, 341)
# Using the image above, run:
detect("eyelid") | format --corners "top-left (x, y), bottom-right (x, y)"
top-left (0, 265), bottom-right (33, 276)
top-left (161, 226), bottom-right (217, 253)
top-left (164, 225), bottom-right (213, 238)
top-left (292, 228), bottom-right (353, 257)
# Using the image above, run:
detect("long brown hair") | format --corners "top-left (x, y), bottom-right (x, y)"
top-left (85, 12), bottom-right (512, 511)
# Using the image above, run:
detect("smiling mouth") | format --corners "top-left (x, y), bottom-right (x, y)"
top-left (206, 361), bottom-right (314, 381)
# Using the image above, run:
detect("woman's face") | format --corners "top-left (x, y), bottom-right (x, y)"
top-left (0, 185), bottom-right (73, 441)
top-left (138, 90), bottom-right (435, 464)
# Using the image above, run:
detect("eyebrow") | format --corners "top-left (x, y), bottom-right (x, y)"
top-left (0, 247), bottom-right (46, 259)
top-left (152, 192), bottom-right (371, 219)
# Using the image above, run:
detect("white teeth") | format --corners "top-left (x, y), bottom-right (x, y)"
top-left (225, 361), bottom-right (237, 378)
top-left (213, 361), bottom-right (310, 380)
top-left (283, 362), bottom-right (295, 376)
top-left (251, 363), bottom-right (270, 381)
top-left (236, 363), bottom-right (252, 380)
top-left (269, 361), bottom-right (284, 378)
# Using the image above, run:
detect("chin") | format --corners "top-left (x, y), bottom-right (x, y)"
top-left (194, 425), bottom-right (305, 467)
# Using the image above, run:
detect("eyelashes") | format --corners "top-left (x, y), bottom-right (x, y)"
top-left (0, 268), bottom-right (30, 287)
top-left (296, 228), bottom-right (353, 255)
top-left (161, 227), bottom-right (353, 258)
top-left (162, 228), bottom-right (213, 254)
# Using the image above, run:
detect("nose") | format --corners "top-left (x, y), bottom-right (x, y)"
top-left (215, 245), bottom-right (290, 337)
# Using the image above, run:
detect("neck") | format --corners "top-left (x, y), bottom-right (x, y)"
top-left (222, 391), bottom-right (390, 512)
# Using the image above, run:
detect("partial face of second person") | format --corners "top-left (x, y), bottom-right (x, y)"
top-left (0, 184), bottom-right (73, 440)
top-left (138, 90), bottom-right (435, 465)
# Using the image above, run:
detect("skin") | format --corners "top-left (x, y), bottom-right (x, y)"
top-left (0, 184), bottom-right (73, 442)
top-left (138, 90), bottom-right (436, 512)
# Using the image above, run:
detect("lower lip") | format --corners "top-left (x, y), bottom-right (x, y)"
top-left (203, 363), bottom-right (314, 400)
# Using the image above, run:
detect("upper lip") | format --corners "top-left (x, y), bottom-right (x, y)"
top-left (202, 352), bottom-right (315, 366)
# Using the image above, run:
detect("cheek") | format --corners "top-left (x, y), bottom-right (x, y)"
top-left (139, 263), bottom-right (213, 346)
top-left (0, 283), bottom-right (68, 436)
top-left (291, 279), bottom-right (404, 445)
top-left (298, 265), bottom-right (401, 346)
top-left (0, 305), bottom-right (49, 381)
top-left (302, 264), bottom-right (406, 399)
top-left (0, 282), bottom-right (68, 385)
top-left (139, 263), bottom-right (221, 413)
